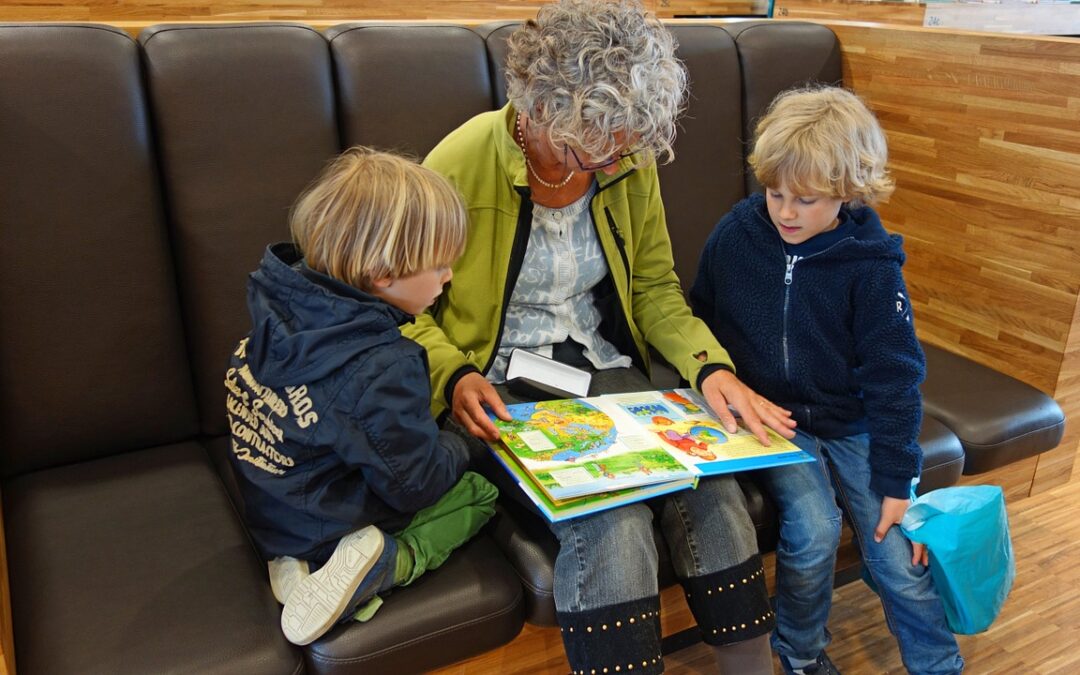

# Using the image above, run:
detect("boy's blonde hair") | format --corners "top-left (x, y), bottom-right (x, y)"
top-left (290, 146), bottom-right (467, 290)
top-left (749, 86), bottom-right (894, 206)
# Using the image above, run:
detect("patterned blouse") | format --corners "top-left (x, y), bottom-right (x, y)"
top-left (487, 183), bottom-right (632, 383)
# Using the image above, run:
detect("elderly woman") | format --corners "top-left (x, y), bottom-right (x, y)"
top-left (406, 1), bottom-right (796, 672)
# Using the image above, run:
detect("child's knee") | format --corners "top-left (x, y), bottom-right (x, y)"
top-left (779, 513), bottom-right (841, 562)
top-left (461, 470), bottom-right (499, 505)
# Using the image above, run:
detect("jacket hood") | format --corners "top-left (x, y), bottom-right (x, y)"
top-left (738, 192), bottom-right (905, 264)
top-left (243, 243), bottom-right (411, 388)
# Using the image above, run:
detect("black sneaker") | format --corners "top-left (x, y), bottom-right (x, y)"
top-left (778, 651), bottom-right (842, 675)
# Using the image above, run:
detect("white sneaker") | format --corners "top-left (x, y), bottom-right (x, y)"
top-left (280, 526), bottom-right (388, 645)
top-left (268, 556), bottom-right (310, 604)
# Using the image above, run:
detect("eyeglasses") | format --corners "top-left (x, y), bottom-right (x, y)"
top-left (564, 144), bottom-right (642, 172)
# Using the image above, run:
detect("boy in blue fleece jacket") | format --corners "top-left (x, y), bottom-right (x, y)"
top-left (226, 147), bottom-right (497, 646)
top-left (691, 87), bottom-right (962, 675)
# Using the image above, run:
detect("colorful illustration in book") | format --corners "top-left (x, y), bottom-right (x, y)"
top-left (533, 449), bottom-right (689, 496)
top-left (618, 400), bottom-right (678, 420)
top-left (496, 399), bottom-right (617, 462)
top-left (662, 390), bottom-right (703, 415)
top-left (649, 416), bottom-right (730, 460)
top-left (688, 424), bottom-right (728, 445)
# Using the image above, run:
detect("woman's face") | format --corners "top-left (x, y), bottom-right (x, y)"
top-left (562, 130), bottom-right (638, 176)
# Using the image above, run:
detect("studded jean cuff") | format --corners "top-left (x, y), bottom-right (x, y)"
top-left (682, 554), bottom-right (775, 645)
top-left (558, 596), bottom-right (663, 675)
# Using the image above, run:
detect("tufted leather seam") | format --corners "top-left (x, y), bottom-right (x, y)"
top-left (947, 418), bottom-right (1065, 450)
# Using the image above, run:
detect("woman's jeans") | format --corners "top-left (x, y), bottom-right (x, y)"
top-left (549, 475), bottom-right (773, 674)
top-left (759, 429), bottom-right (964, 675)
top-left (454, 367), bottom-right (773, 675)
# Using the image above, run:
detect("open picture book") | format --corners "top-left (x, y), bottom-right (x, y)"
top-left (487, 388), bottom-right (814, 521)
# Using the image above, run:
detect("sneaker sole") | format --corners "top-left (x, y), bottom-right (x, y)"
top-left (268, 556), bottom-right (310, 605)
top-left (280, 526), bottom-right (384, 645)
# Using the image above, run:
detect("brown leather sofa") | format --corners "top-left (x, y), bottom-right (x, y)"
top-left (0, 19), bottom-right (1064, 675)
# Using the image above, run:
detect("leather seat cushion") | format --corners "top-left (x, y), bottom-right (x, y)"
top-left (302, 535), bottom-right (524, 674)
top-left (200, 436), bottom-right (525, 673)
top-left (3, 442), bottom-right (302, 675)
top-left (921, 343), bottom-right (1065, 474)
top-left (916, 414), bottom-right (966, 494)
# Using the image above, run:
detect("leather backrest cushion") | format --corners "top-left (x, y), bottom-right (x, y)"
top-left (659, 25), bottom-right (745, 294)
top-left (0, 25), bottom-right (197, 476)
top-left (720, 22), bottom-right (843, 196)
top-left (139, 24), bottom-right (341, 435)
top-left (476, 22), bottom-right (517, 109)
top-left (328, 24), bottom-right (495, 157)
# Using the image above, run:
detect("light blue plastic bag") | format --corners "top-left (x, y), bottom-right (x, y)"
top-left (900, 485), bottom-right (1015, 634)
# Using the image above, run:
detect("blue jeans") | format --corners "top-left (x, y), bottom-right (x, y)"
top-left (550, 475), bottom-right (774, 675)
top-left (473, 367), bottom-right (773, 674)
top-left (759, 429), bottom-right (963, 675)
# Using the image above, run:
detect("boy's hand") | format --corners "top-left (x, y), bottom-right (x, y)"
top-left (452, 372), bottom-right (511, 442)
top-left (700, 370), bottom-right (796, 446)
top-left (875, 496), bottom-right (928, 566)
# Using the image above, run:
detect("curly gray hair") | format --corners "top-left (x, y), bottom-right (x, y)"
top-left (505, 0), bottom-right (687, 165)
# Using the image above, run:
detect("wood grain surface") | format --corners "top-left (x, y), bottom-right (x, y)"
top-left (773, 0), bottom-right (926, 26)
top-left (0, 0), bottom-right (763, 22)
top-left (826, 20), bottom-right (1080, 495)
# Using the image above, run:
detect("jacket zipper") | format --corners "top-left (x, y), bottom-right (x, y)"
top-left (783, 256), bottom-right (795, 381)
top-left (757, 211), bottom-right (853, 386)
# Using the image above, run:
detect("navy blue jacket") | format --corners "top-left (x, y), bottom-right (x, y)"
top-left (690, 194), bottom-right (925, 498)
top-left (226, 243), bottom-right (468, 562)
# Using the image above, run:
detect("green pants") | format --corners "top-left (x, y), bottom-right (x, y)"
top-left (392, 471), bottom-right (498, 586)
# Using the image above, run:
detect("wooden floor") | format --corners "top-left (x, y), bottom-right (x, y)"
top-left (433, 478), bottom-right (1080, 674)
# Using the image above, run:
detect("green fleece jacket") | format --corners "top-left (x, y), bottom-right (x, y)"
top-left (407, 104), bottom-right (733, 418)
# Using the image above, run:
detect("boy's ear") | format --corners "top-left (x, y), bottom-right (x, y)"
top-left (371, 277), bottom-right (394, 289)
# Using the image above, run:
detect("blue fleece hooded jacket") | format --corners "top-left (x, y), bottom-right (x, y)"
top-left (690, 193), bottom-right (925, 499)
top-left (225, 243), bottom-right (468, 562)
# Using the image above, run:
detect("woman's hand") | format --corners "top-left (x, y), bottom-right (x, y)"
top-left (876, 496), bottom-right (928, 566)
top-left (452, 372), bottom-right (511, 441)
top-left (700, 369), bottom-right (796, 446)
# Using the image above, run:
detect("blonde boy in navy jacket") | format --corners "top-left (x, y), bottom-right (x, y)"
top-left (226, 148), bottom-right (497, 647)
top-left (691, 87), bottom-right (963, 675)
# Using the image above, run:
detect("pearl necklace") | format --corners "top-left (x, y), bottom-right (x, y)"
top-left (516, 113), bottom-right (575, 190)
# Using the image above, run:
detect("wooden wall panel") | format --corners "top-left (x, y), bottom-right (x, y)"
top-left (827, 21), bottom-right (1080, 493)
top-left (960, 456), bottom-right (1038, 505)
top-left (774, 0), bottom-right (925, 25)
top-left (656, 0), bottom-right (760, 17)
top-left (0, 0), bottom-right (762, 23)
top-left (0, 0), bottom-right (551, 22)
top-left (1033, 293), bottom-right (1080, 492)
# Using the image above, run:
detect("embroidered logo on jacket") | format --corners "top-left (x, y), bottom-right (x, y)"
top-left (897, 291), bottom-right (912, 323)
top-left (225, 337), bottom-right (316, 476)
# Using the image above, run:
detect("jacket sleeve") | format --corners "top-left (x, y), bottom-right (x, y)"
top-left (400, 309), bottom-right (476, 418)
top-left (852, 261), bottom-right (926, 499)
top-left (628, 170), bottom-right (735, 387)
top-left (405, 132), bottom-right (489, 417)
top-left (344, 352), bottom-right (469, 513)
